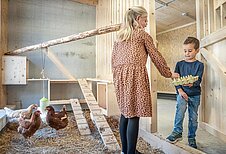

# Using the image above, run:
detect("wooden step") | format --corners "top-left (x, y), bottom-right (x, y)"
top-left (78, 79), bottom-right (120, 152)
top-left (70, 99), bottom-right (91, 136)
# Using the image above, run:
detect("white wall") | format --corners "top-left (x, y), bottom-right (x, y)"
top-left (8, 0), bottom-right (96, 79)
top-left (7, 0), bottom-right (96, 106)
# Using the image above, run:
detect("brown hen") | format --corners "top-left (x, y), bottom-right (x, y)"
top-left (45, 105), bottom-right (68, 131)
top-left (17, 110), bottom-right (42, 138)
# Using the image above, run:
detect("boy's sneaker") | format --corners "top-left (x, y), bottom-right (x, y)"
top-left (188, 138), bottom-right (197, 149)
top-left (166, 132), bottom-right (182, 143)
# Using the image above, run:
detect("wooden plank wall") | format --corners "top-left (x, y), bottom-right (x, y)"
top-left (197, 0), bottom-right (226, 142)
top-left (96, 0), bottom-right (157, 132)
top-left (0, 0), bottom-right (8, 108)
top-left (96, 0), bottom-right (151, 80)
top-left (156, 23), bottom-right (197, 93)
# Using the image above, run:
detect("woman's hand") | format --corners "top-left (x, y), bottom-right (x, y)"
top-left (171, 72), bottom-right (180, 79)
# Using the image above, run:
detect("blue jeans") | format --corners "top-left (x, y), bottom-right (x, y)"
top-left (173, 95), bottom-right (200, 139)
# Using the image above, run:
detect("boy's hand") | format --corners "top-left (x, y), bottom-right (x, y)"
top-left (178, 88), bottom-right (188, 101)
top-left (171, 72), bottom-right (180, 79)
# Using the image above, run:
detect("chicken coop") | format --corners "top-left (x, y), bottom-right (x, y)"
top-left (1, 0), bottom-right (226, 153)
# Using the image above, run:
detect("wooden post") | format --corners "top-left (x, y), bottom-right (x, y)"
top-left (207, 0), bottom-right (214, 34)
top-left (196, 0), bottom-right (203, 40)
top-left (0, 0), bottom-right (8, 107)
top-left (196, 0), bottom-right (203, 122)
top-left (149, 0), bottom-right (158, 133)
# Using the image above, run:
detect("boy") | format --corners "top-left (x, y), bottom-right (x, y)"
top-left (166, 37), bottom-right (204, 149)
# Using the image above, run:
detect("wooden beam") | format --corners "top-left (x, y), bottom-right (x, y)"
top-left (5, 24), bottom-right (121, 55)
top-left (196, 0), bottom-right (203, 40)
top-left (200, 26), bottom-right (226, 47)
top-left (200, 48), bottom-right (226, 84)
top-left (70, 0), bottom-right (98, 6)
top-left (202, 0), bottom-right (208, 36)
top-left (220, 4), bottom-right (223, 28)
top-left (215, 0), bottom-right (226, 9)
top-left (139, 129), bottom-right (205, 154)
top-left (200, 122), bottom-right (226, 143)
top-left (157, 22), bottom-right (196, 36)
top-left (207, 0), bottom-right (214, 34)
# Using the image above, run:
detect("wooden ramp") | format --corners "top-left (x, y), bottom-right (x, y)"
top-left (78, 79), bottom-right (120, 152)
top-left (49, 99), bottom-right (91, 135)
top-left (70, 99), bottom-right (91, 136)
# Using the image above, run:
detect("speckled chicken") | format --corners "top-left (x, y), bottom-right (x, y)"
top-left (45, 105), bottom-right (68, 130)
top-left (4, 104), bottom-right (38, 122)
top-left (17, 110), bottom-right (42, 138)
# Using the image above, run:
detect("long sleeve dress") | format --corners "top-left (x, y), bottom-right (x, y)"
top-left (111, 28), bottom-right (172, 118)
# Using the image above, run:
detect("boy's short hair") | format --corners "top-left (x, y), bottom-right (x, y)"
top-left (183, 37), bottom-right (200, 50)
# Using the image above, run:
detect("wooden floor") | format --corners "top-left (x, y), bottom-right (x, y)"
top-left (157, 98), bottom-right (226, 154)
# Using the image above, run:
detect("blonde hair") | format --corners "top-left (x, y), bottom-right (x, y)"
top-left (117, 6), bottom-right (147, 41)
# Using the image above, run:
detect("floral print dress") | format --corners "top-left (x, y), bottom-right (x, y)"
top-left (112, 28), bottom-right (172, 118)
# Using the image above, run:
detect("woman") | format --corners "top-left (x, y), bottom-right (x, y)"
top-left (111, 6), bottom-right (179, 154)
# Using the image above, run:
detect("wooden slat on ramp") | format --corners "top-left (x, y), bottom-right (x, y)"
top-left (70, 99), bottom-right (91, 136)
top-left (78, 79), bottom-right (120, 152)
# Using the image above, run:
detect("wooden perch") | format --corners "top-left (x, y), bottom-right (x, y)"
top-left (6, 24), bottom-right (121, 55)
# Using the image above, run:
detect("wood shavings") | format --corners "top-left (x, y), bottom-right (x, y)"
top-left (0, 111), bottom-right (164, 154)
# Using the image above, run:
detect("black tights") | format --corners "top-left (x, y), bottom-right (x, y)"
top-left (120, 114), bottom-right (140, 154)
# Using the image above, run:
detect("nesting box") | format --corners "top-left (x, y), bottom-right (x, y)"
top-left (2, 56), bottom-right (28, 85)
top-left (97, 82), bottom-right (120, 116)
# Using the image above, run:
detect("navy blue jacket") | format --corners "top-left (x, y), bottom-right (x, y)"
top-left (175, 60), bottom-right (204, 96)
